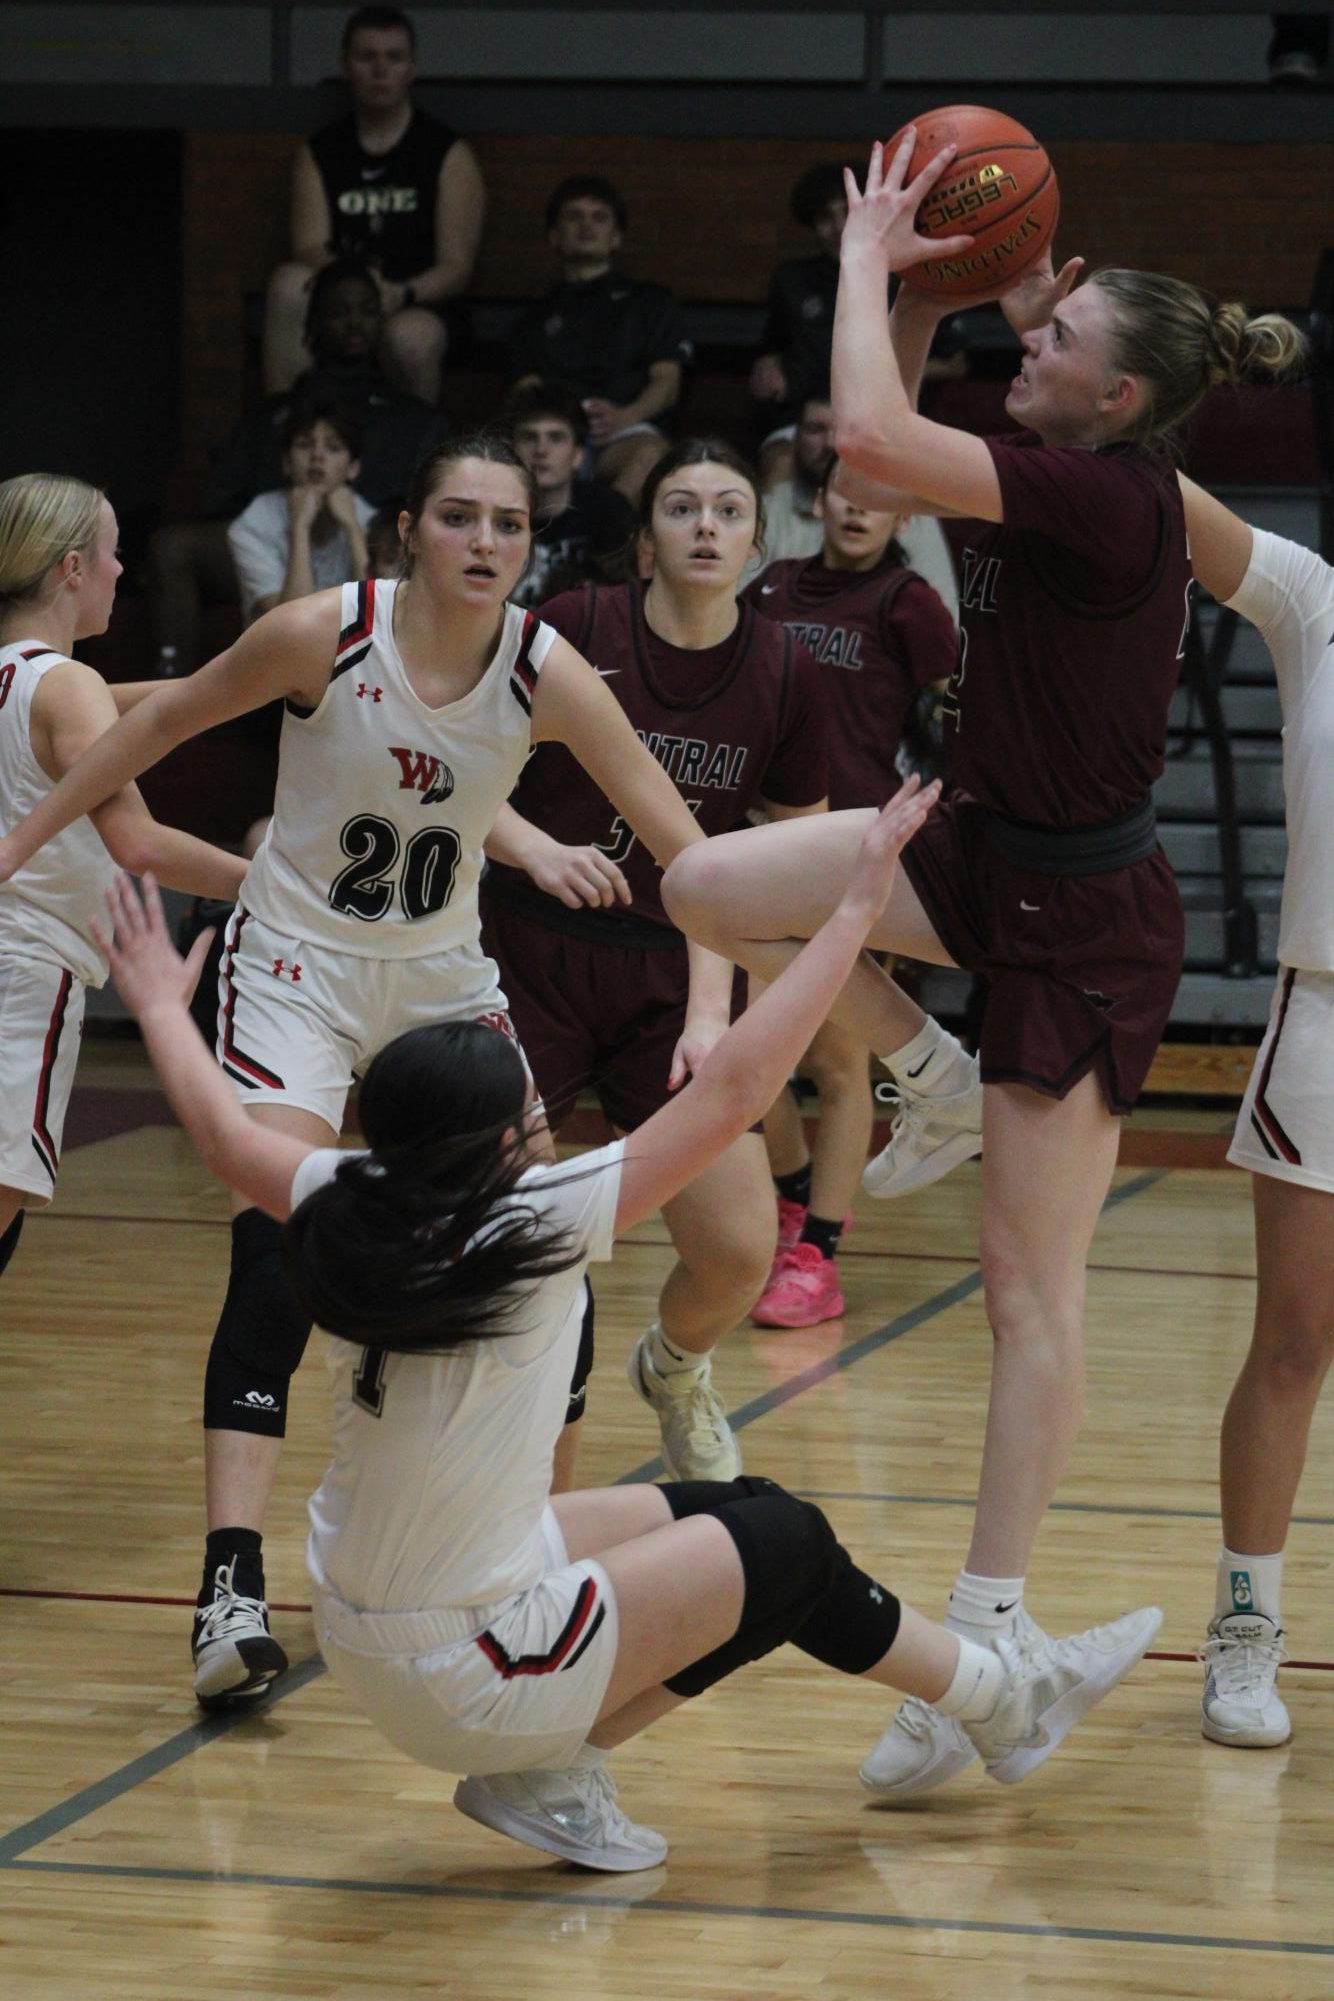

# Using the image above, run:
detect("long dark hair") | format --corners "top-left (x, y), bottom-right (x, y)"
top-left (282, 1022), bottom-right (584, 1352)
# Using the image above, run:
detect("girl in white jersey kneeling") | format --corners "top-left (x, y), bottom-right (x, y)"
top-left (0, 436), bottom-right (735, 1715)
top-left (0, 473), bottom-right (247, 1278)
top-left (98, 791), bottom-right (1160, 1872)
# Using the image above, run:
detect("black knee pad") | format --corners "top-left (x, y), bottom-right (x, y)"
top-left (565, 1277), bottom-right (595, 1426)
top-left (0, 1210), bottom-right (24, 1279)
top-left (663, 1478), bottom-right (902, 1696)
top-left (202, 1208), bottom-right (312, 1437)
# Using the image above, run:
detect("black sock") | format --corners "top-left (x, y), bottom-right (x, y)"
top-left (774, 1163), bottom-right (812, 1207)
top-left (0, 1211), bottom-right (24, 1280)
top-left (199, 1526), bottom-right (264, 1605)
top-left (798, 1212), bottom-right (844, 1261)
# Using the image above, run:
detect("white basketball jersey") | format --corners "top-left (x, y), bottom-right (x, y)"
top-left (242, 581), bottom-right (556, 958)
top-left (0, 641), bottom-right (115, 985)
top-left (298, 1138), bottom-right (625, 1616)
top-left (1226, 529), bottom-right (1334, 971)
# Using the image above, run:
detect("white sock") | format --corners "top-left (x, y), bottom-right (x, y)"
top-left (879, 1018), bottom-right (975, 1096)
top-left (647, 1320), bottom-right (704, 1379)
top-left (934, 1635), bottom-right (1005, 1721)
top-left (568, 1741), bottom-right (609, 1772)
top-left (1215, 1547), bottom-right (1284, 1626)
top-left (945, 1569), bottom-right (1026, 1641)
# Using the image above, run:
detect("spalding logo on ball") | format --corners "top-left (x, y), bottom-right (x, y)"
top-left (888, 104), bottom-right (1059, 301)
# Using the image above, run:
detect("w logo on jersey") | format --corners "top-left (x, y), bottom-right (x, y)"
top-left (388, 746), bottom-right (456, 805)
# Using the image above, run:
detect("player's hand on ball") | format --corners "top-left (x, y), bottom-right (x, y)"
top-left (842, 135), bottom-right (975, 276)
top-left (93, 873), bottom-right (214, 1021)
top-left (999, 252), bottom-right (1084, 336)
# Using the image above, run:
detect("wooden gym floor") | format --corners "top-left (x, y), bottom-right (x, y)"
top-left (2, 1041), bottom-right (1331, 2000)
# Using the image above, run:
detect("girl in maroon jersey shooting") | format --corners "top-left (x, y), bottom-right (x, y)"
top-left (664, 131), bottom-right (1306, 1800)
top-left (481, 439), bottom-right (831, 1482)
top-left (742, 457), bottom-right (955, 1327)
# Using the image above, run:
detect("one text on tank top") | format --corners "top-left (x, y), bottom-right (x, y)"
top-left (300, 1138), bottom-right (625, 1617)
top-left (310, 110), bottom-right (456, 280)
top-left (484, 582), bottom-right (829, 928)
top-left (240, 581), bottom-right (554, 958)
top-left (1226, 528), bottom-right (1334, 971)
top-left (745, 555), bottom-right (953, 812)
top-left (944, 438), bottom-right (1192, 829)
top-left (0, 642), bottom-right (115, 986)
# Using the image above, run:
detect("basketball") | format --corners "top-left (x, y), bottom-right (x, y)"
top-left (886, 104), bottom-right (1059, 302)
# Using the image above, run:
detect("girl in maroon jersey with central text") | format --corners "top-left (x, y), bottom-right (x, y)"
top-left (664, 133), bottom-right (1306, 1800)
top-left (481, 440), bottom-right (830, 1480)
top-left (741, 459), bottom-right (955, 1327)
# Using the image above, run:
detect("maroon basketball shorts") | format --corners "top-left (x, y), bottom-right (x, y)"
top-left (481, 900), bottom-right (745, 1135)
top-left (900, 795), bottom-right (1184, 1115)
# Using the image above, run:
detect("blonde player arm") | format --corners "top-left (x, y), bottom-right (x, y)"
top-left (1177, 476), bottom-right (1255, 605)
top-left (95, 876), bottom-right (315, 1220)
top-left (29, 662), bottom-right (248, 902)
top-left (0, 592), bottom-right (338, 886)
top-left (484, 802), bottom-right (632, 911)
top-left (528, 633), bottom-right (735, 1083)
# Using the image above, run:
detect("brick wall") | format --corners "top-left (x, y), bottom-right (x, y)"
top-left (182, 130), bottom-right (1333, 476)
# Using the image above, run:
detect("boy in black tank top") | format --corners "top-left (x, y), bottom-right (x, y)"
top-left (263, 6), bottom-right (485, 405)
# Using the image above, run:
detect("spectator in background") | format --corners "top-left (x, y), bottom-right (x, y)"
top-left (504, 382), bottom-right (637, 606)
top-left (146, 259), bottom-right (444, 674)
top-left (227, 401), bottom-right (373, 623)
top-left (750, 164), bottom-right (963, 490)
top-left (263, 5), bottom-right (485, 403)
top-left (508, 176), bottom-right (692, 502)
top-left (745, 394), bottom-right (959, 622)
top-left (366, 503), bottom-right (406, 578)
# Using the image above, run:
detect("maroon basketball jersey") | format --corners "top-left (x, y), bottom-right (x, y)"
top-left (486, 581), bottom-right (829, 929)
top-left (743, 553), bottom-right (956, 810)
top-left (945, 436), bottom-right (1192, 826)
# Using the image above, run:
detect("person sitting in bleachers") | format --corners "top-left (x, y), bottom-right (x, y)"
top-left (146, 258), bottom-right (444, 674)
top-left (507, 176), bottom-right (692, 502)
top-left (504, 381), bottom-right (637, 607)
top-left (262, 4), bottom-right (485, 404)
top-left (227, 398), bottom-right (373, 624)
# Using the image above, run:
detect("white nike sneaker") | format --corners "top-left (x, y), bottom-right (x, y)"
top-left (1199, 1611), bottom-right (1291, 1748)
top-left (453, 1766), bottom-right (668, 1871)
top-left (967, 1604), bottom-right (1163, 1784)
top-left (859, 1695), bottom-right (979, 1799)
top-left (626, 1331), bottom-right (742, 1480)
top-left (862, 1064), bottom-right (984, 1200)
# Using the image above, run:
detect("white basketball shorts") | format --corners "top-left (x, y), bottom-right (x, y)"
top-left (1228, 966), bottom-right (1334, 1193)
top-left (216, 904), bottom-right (517, 1130)
top-left (313, 1509), bottom-right (619, 1775)
top-left (0, 955), bottom-right (86, 1203)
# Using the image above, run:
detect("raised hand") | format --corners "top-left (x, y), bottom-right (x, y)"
top-left (998, 252), bottom-right (1084, 337)
top-left (92, 872), bottom-right (215, 1022)
top-left (841, 134), bottom-right (975, 276)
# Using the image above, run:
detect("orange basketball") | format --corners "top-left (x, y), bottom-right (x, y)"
top-left (886, 103), bottom-right (1059, 302)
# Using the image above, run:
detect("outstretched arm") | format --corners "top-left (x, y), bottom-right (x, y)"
top-left (1178, 476), bottom-right (1254, 603)
top-left (485, 801), bottom-right (632, 909)
top-left (0, 593), bottom-right (336, 886)
top-left (95, 875), bottom-right (314, 1219)
top-left (616, 778), bottom-right (940, 1232)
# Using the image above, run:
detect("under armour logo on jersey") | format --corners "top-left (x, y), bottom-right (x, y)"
top-left (869, 1585), bottom-right (884, 1604)
top-left (271, 958), bottom-right (303, 982)
top-left (388, 745), bottom-right (456, 804)
top-left (356, 683), bottom-right (383, 701)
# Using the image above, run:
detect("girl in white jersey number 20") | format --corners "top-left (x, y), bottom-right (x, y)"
top-left (98, 786), bottom-right (1159, 1873)
top-left (0, 436), bottom-right (737, 1714)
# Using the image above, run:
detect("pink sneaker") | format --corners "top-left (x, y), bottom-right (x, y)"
top-left (775, 1196), bottom-right (807, 1250)
top-left (751, 1242), bottom-right (847, 1328)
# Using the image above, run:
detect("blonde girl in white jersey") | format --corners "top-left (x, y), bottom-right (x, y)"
top-left (1180, 478), bottom-right (1334, 1750)
top-left (96, 795), bottom-right (1160, 1873)
top-left (0, 473), bottom-right (246, 1278)
top-left (0, 435), bottom-right (734, 1716)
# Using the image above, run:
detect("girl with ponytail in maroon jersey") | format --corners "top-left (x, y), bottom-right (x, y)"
top-left (481, 439), bottom-right (831, 1482)
top-left (665, 131), bottom-right (1307, 1800)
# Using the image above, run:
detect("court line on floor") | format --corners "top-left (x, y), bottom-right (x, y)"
top-left (0, 1172), bottom-right (1165, 1866)
top-left (5, 1856), bottom-right (1332, 1958)
top-left (793, 1490), bottom-right (1334, 1530)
